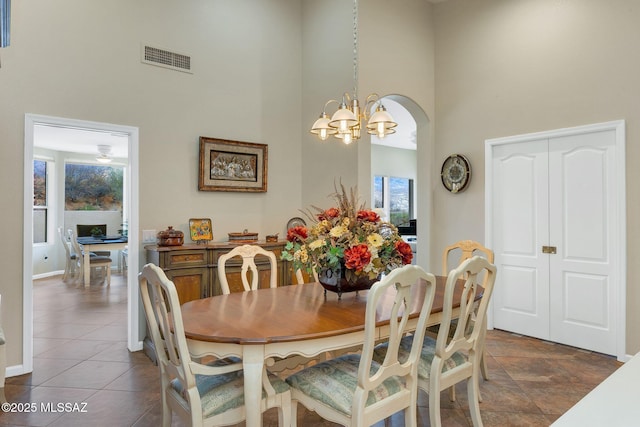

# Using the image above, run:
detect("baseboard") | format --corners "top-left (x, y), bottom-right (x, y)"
top-left (6, 363), bottom-right (30, 378)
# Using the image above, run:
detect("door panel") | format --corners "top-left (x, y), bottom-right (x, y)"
top-left (492, 140), bottom-right (550, 339)
top-left (548, 130), bottom-right (617, 353)
top-left (490, 126), bottom-right (619, 356)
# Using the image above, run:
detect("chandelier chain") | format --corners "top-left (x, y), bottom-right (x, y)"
top-left (352, 0), bottom-right (358, 98)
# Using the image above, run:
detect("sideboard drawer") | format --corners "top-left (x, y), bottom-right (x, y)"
top-left (161, 249), bottom-right (208, 268)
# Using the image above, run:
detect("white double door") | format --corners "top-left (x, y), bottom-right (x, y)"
top-left (487, 121), bottom-right (625, 357)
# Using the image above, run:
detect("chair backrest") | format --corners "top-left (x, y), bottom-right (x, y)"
top-left (140, 264), bottom-right (245, 421)
top-left (217, 244), bottom-right (278, 294)
top-left (139, 264), bottom-right (194, 392)
top-left (294, 268), bottom-right (319, 285)
top-left (77, 224), bottom-right (107, 237)
top-left (442, 240), bottom-right (494, 276)
top-left (435, 256), bottom-right (497, 366)
top-left (69, 230), bottom-right (83, 260)
top-left (58, 226), bottom-right (73, 258)
top-left (357, 264), bottom-right (437, 419)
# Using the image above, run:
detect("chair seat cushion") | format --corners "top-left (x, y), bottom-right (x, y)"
top-left (89, 256), bottom-right (112, 263)
top-left (285, 353), bottom-right (404, 416)
top-left (373, 335), bottom-right (467, 380)
top-left (170, 358), bottom-right (289, 418)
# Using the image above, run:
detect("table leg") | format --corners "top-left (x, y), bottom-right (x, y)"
top-left (243, 346), bottom-right (265, 427)
top-left (84, 251), bottom-right (91, 288)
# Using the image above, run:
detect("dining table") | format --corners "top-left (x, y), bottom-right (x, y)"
top-left (76, 236), bottom-right (128, 288)
top-left (180, 276), bottom-right (476, 427)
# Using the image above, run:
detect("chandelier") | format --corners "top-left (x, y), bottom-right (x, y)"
top-left (309, 0), bottom-right (397, 145)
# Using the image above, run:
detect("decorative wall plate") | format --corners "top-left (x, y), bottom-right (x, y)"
top-left (286, 216), bottom-right (306, 230)
top-left (441, 154), bottom-right (471, 193)
top-left (189, 218), bottom-right (213, 242)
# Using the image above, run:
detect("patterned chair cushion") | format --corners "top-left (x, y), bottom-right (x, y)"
top-left (285, 353), bottom-right (404, 416)
top-left (373, 335), bottom-right (467, 380)
top-left (170, 358), bottom-right (289, 418)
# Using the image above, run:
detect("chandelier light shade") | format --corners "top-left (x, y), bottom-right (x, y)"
top-left (367, 103), bottom-right (397, 138)
top-left (309, 0), bottom-right (397, 144)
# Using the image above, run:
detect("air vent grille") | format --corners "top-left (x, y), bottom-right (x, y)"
top-left (142, 45), bottom-right (192, 73)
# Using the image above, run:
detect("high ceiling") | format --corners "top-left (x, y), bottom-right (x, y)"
top-left (34, 125), bottom-right (129, 158)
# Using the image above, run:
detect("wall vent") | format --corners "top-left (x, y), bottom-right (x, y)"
top-left (141, 45), bottom-right (192, 73)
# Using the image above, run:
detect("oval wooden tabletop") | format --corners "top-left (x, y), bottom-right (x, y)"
top-left (180, 276), bottom-right (472, 345)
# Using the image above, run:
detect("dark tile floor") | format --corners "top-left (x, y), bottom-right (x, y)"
top-left (3, 273), bottom-right (622, 426)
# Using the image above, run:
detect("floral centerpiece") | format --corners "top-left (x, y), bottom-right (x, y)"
top-left (282, 184), bottom-right (413, 296)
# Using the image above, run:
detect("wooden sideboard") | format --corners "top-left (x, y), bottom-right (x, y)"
top-left (145, 240), bottom-right (295, 304)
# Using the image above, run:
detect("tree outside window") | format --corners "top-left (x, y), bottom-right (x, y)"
top-left (33, 159), bottom-right (48, 243)
top-left (65, 163), bottom-right (123, 211)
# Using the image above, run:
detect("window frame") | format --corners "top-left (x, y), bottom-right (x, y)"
top-left (33, 158), bottom-right (51, 245)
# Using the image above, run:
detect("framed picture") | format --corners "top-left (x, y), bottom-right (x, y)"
top-left (189, 218), bottom-right (213, 242)
top-left (198, 137), bottom-right (268, 192)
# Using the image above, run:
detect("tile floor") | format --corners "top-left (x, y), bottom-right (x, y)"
top-left (3, 273), bottom-right (622, 426)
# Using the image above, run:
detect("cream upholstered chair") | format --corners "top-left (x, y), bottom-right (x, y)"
top-left (294, 268), bottom-right (319, 285)
top-left (442, 240), bottom-right (494, 279)
top-left (380, 256), bottom-right (496, 427)
top-left (139, 263), bottom-right (291, 427)
top-left (0, 295), bottom-right (6, 403)
top-left (441, 240), bottom-right (494, 394)
top-left (286, 264), bottom-right (437, 427)
top-left (58, 227), bottom-right (78, 281)
top-left (70, 230), bottom-right (112, 286)
top-left (217, 244), bottom-right (278, 294)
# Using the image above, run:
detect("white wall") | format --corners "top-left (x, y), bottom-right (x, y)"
top-left (1, 0), bottom-right (305, 369)
top-left (2, 0), bottom-right (437, 370)
top-left (433, 0), bottom-right (640, 354)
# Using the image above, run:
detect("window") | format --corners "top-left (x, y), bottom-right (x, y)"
top-left (0, 0), bottom-right (9, 48)
top-left (65, 163), bottom-right (124, 211)
top-left (33, 159), bottom-right (48, 243)
top-left (389, 177), bottom-right (413, 227)
top-left (373, 176), bottom-right (384, 209)
top-left (374, 175), bottom-right (414, 228)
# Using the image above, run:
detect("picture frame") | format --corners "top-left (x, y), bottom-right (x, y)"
top-left (188, 218), bottom-right (213, 242)
top-left (198, 137), bottom-right (268, 192)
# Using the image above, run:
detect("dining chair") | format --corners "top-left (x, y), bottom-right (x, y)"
top-left (217, 244), bottom-right (278, 294)
top-left (433, 239), bottom-right (495, 401)
top-left (285, 264), bottom-right (437, 427)
top-left (0, 295), bottom-right (6, 403)
top-left (58, 227), bottom-right (78, 281)
top-left (70, 230), bottom-right (112, 287)
top-left (139, 263), bottom-right (291, 427)
top-left (384, 256), bottom-right (497, 427)
top-left (294, 268), bottom-right (319, 285)
top-left (76, 224), bottom-right (110, 256)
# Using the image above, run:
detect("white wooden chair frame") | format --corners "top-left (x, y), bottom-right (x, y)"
top-left (425, 256), bottom-right (497, 427)
top-left (288, 264), bottom-right (437, 427)
top-left (139, 263), bottom-right (291, 427)
top-left (217, 244), bottom-right (278, 294)
top-left (70, 230), bottom-right (111, 287)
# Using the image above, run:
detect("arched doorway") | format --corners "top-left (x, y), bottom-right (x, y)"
top-left (364, 95), bottom-right (432, 269)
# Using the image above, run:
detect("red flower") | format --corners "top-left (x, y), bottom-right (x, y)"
top-left (287, 226), bottom-right (308, 242)
top-left (317, 207), bottom-right (341, 221)
top-left (344, 244), bottom-right (371, 271)
top-left (395, 241), bottom-right (413, 265)
top-left (357, 210), bottom-right (380, 222)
